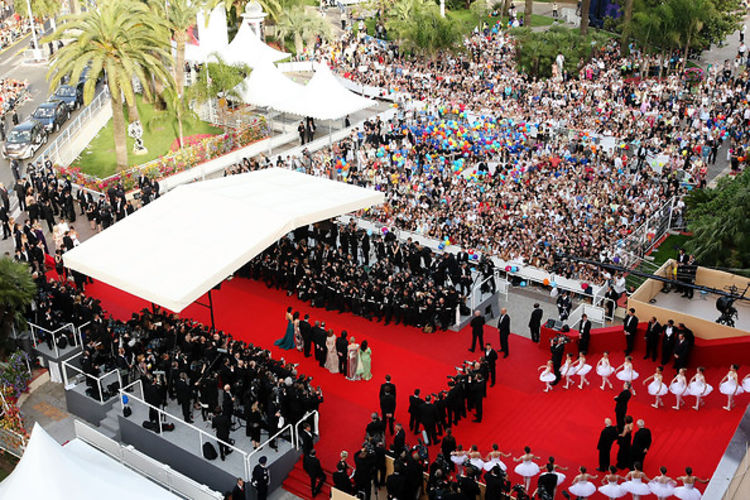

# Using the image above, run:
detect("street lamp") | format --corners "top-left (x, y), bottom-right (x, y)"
top-left (25, 0), bottom-right (40, 51)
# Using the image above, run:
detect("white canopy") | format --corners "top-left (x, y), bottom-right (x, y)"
top-left (186, 5), bottom-right (230, 63)
top-left (272, 62), bottom-right (376, 120)
top-left (0, 424), bottom-right (178, 500)
top-left (63, 168), bottom-right (385, 312)
top-left (234, 60), bottom-right (306, 107)
top-left (212, 21), bottom-right (289, 68)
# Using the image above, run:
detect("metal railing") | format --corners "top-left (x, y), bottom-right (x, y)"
top-left (293, 410), bottom-right (320, 449)
top-left (245, 422), bottom-right (294, 473)
top-left (62, 352), bottom-right (122, 404)
top-left (37, 88), bottom-right (111, 167)
top-left (27, 322), bottom-right (79, 359)
top-left (615, 196), bottom-right (679, 268)
top-left (0, 427), bottom-right (27, 459)
top-left (118, 379), bottom-right (253, 479)
top-left (73, 420), bottom-right (223, 500)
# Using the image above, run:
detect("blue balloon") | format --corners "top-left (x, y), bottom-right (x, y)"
top-left (122, 395), bottom-right (129, 405)
top-left (367, 229), bottom-right (373, 236)
top-left (438, 243), bottom-right (445, 250)
top-left (470, 254), bottom-right (478, 260)
top-left (520, 281), bottom-right (527, 287)
top-left (550, 281), bottom-right (557, 288)
top-left (511, 266), bottom-right (518, 273)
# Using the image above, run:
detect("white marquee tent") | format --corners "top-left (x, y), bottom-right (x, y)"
top-left (62, 168), bottom-right (385, 313)
top-left (212, 21), bottom-right (289, 68)
top-left (185, 5), bottom-right (229, 63)
top-left (0, 424), bottom-right (179, 500)
top-left (234, 60), bottom-right (306, 107)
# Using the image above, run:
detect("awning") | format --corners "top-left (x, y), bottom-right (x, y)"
top-left (234, 60), bottom-right (306, 107)
top-left (63, 168), bottom-right (385, 312)
top-left (212, 21), bottom-right (289, 68)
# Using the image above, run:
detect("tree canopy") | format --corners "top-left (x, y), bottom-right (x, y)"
top-left (0, 259), bottom-right (36, 352)
top-left (385, 0), bottom-right (464, 55)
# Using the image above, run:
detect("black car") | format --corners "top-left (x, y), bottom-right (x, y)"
top-left (51, 83), bottom-right (84, 111)
top-left (32, 100), bottom-right (70, 133)
top-left (1, 121), bottom-right (48, 160)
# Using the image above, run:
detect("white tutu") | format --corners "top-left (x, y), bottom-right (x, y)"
top-left (514, 460), bottom-right (540, 478)
top-left (469, 457), bottom-right (485, 470)
top-left (597, 364), bottom-right (615, 377)
top-left (577, 364), bottom-right (592, 376)
top-left (598, 481), bottom-right (626, 498)
top-left (623, 477), bottom-right (651, 495)
top-left (568, 480), bottom-right (596, 497)
top-left (743, 379), bottom-right (750, 392)
top-left (649, 479), bottom-right (676, 498)
top-left (648, 380), bottom-right (669, 396)
top-left (483, 458), bottom-right (507, 472)
top-left (719, 380), bottom-right (744, 395)
top-left (670, 381), bottom-right (687, 395)
top-left (674, 484), bottom-right (702, 500)
top-left (562, 363), bottom-right (577, 376)
top-left (616, 368), bottom-right (639, 381)
top-left (554, 471), bottom-right (565, 485)
top-left (450, 455), bottom-right (466, 466)
top-left (540, 371), bottom-right (556, 383)
top-left (688, 381), bottom-right (713, 397)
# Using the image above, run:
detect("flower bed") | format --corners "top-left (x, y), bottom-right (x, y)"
top-left (56, 118), bottom-right (270, 192)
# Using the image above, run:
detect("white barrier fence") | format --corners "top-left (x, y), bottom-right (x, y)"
top-left (62, 352), bottom-right (122, 404)
top-left (73, 420), bottom-right (223, 500)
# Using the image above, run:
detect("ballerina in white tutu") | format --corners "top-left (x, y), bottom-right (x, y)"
top-left (561, 353), bottom-right (578, 389)
top-left (669, 367), bottom-right (689, 410)
top-left (567, 466), bottom-right (598, 499)
top-left (467, 445), bottom-right (485, 471)
top-left (643, 366), bottom-right (669, 409)
top-left (513, 446), bottom-right (541, 492)
top-left (574, 353), bottom-right (592, 389)
top-left (598, 466), bottom-right (627, 499)
top-left (545, 456), bottom-right (567, 488)
top-left (596, 352), bottom-right (615, 390)
top-left (482, 443), bottom-right (511, 472)
top-left (614, 356), bottom-right (639, 394)
top-left (687, 366), bottom-right (713, 411)
top-left (673, 467), bottom-right (708, 500)
top-left (648, 466), bottom-right (677, 500)
top-left (538, 360), bottom-right (557, 392)
top-left (719, 364), bottom-right (744, 411)
top-left (742, 372), bottom-right (750, 393)
top-left (622, 462), bottom-right (651, 500)
top-left (450, 445), bottom-right (467, 477)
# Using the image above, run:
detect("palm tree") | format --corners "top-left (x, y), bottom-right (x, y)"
top-left (0, 259), bottom-right (35, 351)
top-left (276, 6), bottom-right (332, 56)
top-left (524, 0), bottom-right (533, 26)
top-left (579, 0), bottom-right (590, 35)
top-left (152, 0), bottom-right (199, 97)
top-left (668, 0), bottom-right (714, 71)
top-left (47, 0), bottom-right (172, 170)
top-left (621, 0), bottom-right (634, 49)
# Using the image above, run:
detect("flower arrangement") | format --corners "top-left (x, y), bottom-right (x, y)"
top-left (684, 67), bottom-right (704, 85)
top-left (0, 351), bottom-right (31, 400)
top-left (57, 118), bottom-right (271, 192)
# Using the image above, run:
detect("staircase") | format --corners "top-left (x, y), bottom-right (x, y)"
top-left (282, 457), bottom-right (334, 500)
top-left (97, 407), bottom-right (121, 440)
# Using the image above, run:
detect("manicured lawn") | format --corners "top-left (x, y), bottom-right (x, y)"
top-left (74, 95), bottom-right (223, 178)
top-left (650, 234), bottom-right (693, 266)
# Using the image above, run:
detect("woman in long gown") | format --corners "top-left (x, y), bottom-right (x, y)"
top-left (293, 312), bottom-right (303, 351)
top-left (324, 329), bottom-right (339, 374)
top-left (356, 340), bottom-right (372, 381)
top-left (346, 337), bottom-right (360, 380)
top-left (274, 307), bottom-right (296, 350)
top-left (615, 416), bottom-right (633, 470)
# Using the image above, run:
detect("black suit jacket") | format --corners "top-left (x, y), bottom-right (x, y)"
top-left (632, 428), bottom-right (652, 454)
top-left (529, 308), bottom-right (543, 328)
top-left (673, 339), bottom-right (689, 359)
top-left (380, 393), bottom-right (396, 414)
top-left (498, 315), bottom-right (510, 337)
top-left (303, 455), bottom-right (324, 478)
top-left (624, 315), bottom-right (639, 334)
top-left (391, 428), bottom-right (406, 455)
top-left (300, 429), bottom-right (315, 456)
top-left (380, 382), bottom-right (396, 399)
top-left (212, 412), bottom-right (231, 440)
top-left (615, 390), bottom-right (631, 413)
top-left (484, 348), bottom-right (498, 367)
top-left (597, 425), bottom-right (618, 450)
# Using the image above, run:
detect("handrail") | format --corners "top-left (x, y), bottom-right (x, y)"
top-left (293, 410), bottom-right (320, 449)
top-left (27, 321), bottom-right (77, 359)
top-left (76, 320), bottom-right (91, 348)
top-left (119, 379), bottom-right (251, 477)
top-left (245, 423), bottom-right (293, 470)
top-left (62, 351), bottom-right (122, 404)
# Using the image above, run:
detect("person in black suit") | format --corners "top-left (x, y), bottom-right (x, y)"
top-left (644, 317), bottom-right (661, 361)
top-left (550, 336), bottom-right (565, 385)
top-left (303, 449), bottom-right (326, 497)
top-left (578, 314), bottom-right (591, 354)
top-left (469, 310), bottom-right (485, 352)
top-left (380, 386), bottom-right (396, 434)
top-left (440, 427), bottom-right (456, 459)
top-left (623, 308), bottom-right (639, 355)
top-left (630, 419), bottom-right (652, 469)
top-left (312, 322), bottom-right (327, 367)
top-left (379, 374), bottom-right (396, 401)
top-left (386, 463), bottom-right (406, 500)
top-left (301, 314), bottom-right (312, 357)
top-left (251, 457), bottom-right (270, 500)
top-left (534, 463), bottom-right (558, 500)
top-left (529, 303), bottom-right (543, 343)
top-left (408, 389), bottom-right (422, 434)
top-left (484, 464), bottom-right (510, 498)
top-left (483, 343), bottom-right (498, 386)
top-left (614, 383), bottom-right (632, 432)
top-left (390, 423), bottom-right (406, 457)
top-left (336, 331), bottom-right (349, 374)
top-left (672, 332), bottom-right (690, 370)
top-left (221, 384), bottom-right (235, 417)
top-left (212, 408), bottom-right (232, 461)
top-left (497, 308), bottom-right (510, 357)
top-left (299, 422), bottom-right (315, 456)
top-left (175, 372), bottom-right (193, 423)
top-left (333, 461), bottom-right (354, 494)
top-left (420, 395), bottom-right (439, 444)
top-left (596, 418), bottom-right (619, 471)
top-left (231, 478), bottom-right (246, 500)
top-left (661, 319), bottom-right (676, 365)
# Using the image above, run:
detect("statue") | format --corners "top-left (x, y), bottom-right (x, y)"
top-left (127, 120), bottom-right (148, 155)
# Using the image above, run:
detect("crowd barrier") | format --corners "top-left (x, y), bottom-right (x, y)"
top-left (62, 352), bottom-right (122, 405)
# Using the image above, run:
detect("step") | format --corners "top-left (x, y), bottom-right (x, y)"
top-left (282, 458), bottom-right (334, 500)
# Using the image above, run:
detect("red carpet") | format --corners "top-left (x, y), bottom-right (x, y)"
top-left (82, 276), bottom-right (745, 498)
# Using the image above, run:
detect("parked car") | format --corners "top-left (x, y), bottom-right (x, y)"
top-left (51, 83), bottom-right (84, 111)
top-left (31, 100), bottom-right (70, 133)
top-left (1, 121), bottom-right (48, 160)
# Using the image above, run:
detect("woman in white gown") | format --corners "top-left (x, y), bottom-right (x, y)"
top-left (718, 364), bottom-right (743, 410)
top-left (687, 366), bottom-right (713, 410)
top-left (561, 353), bottom-right (577, 389)
top-left (324, 330), bottom-right (339, 374)
top-left (596, 352), bottom-right (615, 390)
top-left (483, 443), bottom-right (511, 472)
top-left (513, 446), bottom-right (541, 492)
top-left (598, 466), bottom-right (627, 499)
top-left (622, 463), bottom-right (651, 500)
top-left (643, 366), bottom-right (669, 409)
top-left (614, 356), bottom-right (639, 394)
top-left (538, 360), bottom-right (556, 392)
top-left (673, 467), bottom-right (708, 500)
top-left (648, 466), bottom-right (677, 500)
top-left (669, 368), bottom-right (689, 410)
top-left (568, 466), bottom-right (598, 498)
top-left (574, 353), bottom-right (592, 389)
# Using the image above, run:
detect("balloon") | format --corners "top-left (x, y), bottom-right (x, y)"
top-left (470, 254), bottom-right (478, 260)
top-left (366, 229), bottom-right (373, 236)
top-left (511, 266), bottom-right (518, 273)
top-left (581, 283), bottom-right (589, 290)
top-left (613, 256), bottom-right (620, 264)
top-left (550, 281), bottom-right (557, 288)
top-left (381, 227), bottom-right (389, 234)
top-left (543, 278), bottom-right (550, 286)
top-left (438, 242), bottom-right (445, 250)
top-left (505, 266), bottom-right (511, 272)
top-left (122, 395), bottom-right (129, 405)
top-left (520, 281), bottom-right (527, 287)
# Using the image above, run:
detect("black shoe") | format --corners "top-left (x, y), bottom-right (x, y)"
top-left (561, 492), bottom-right (571, 499)
top-left (468, 349), bottom-right (475, 352)
top-left (643, 355), bottom-right (649, 359)
top-left (503, 353), bottom-right (508, 358)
